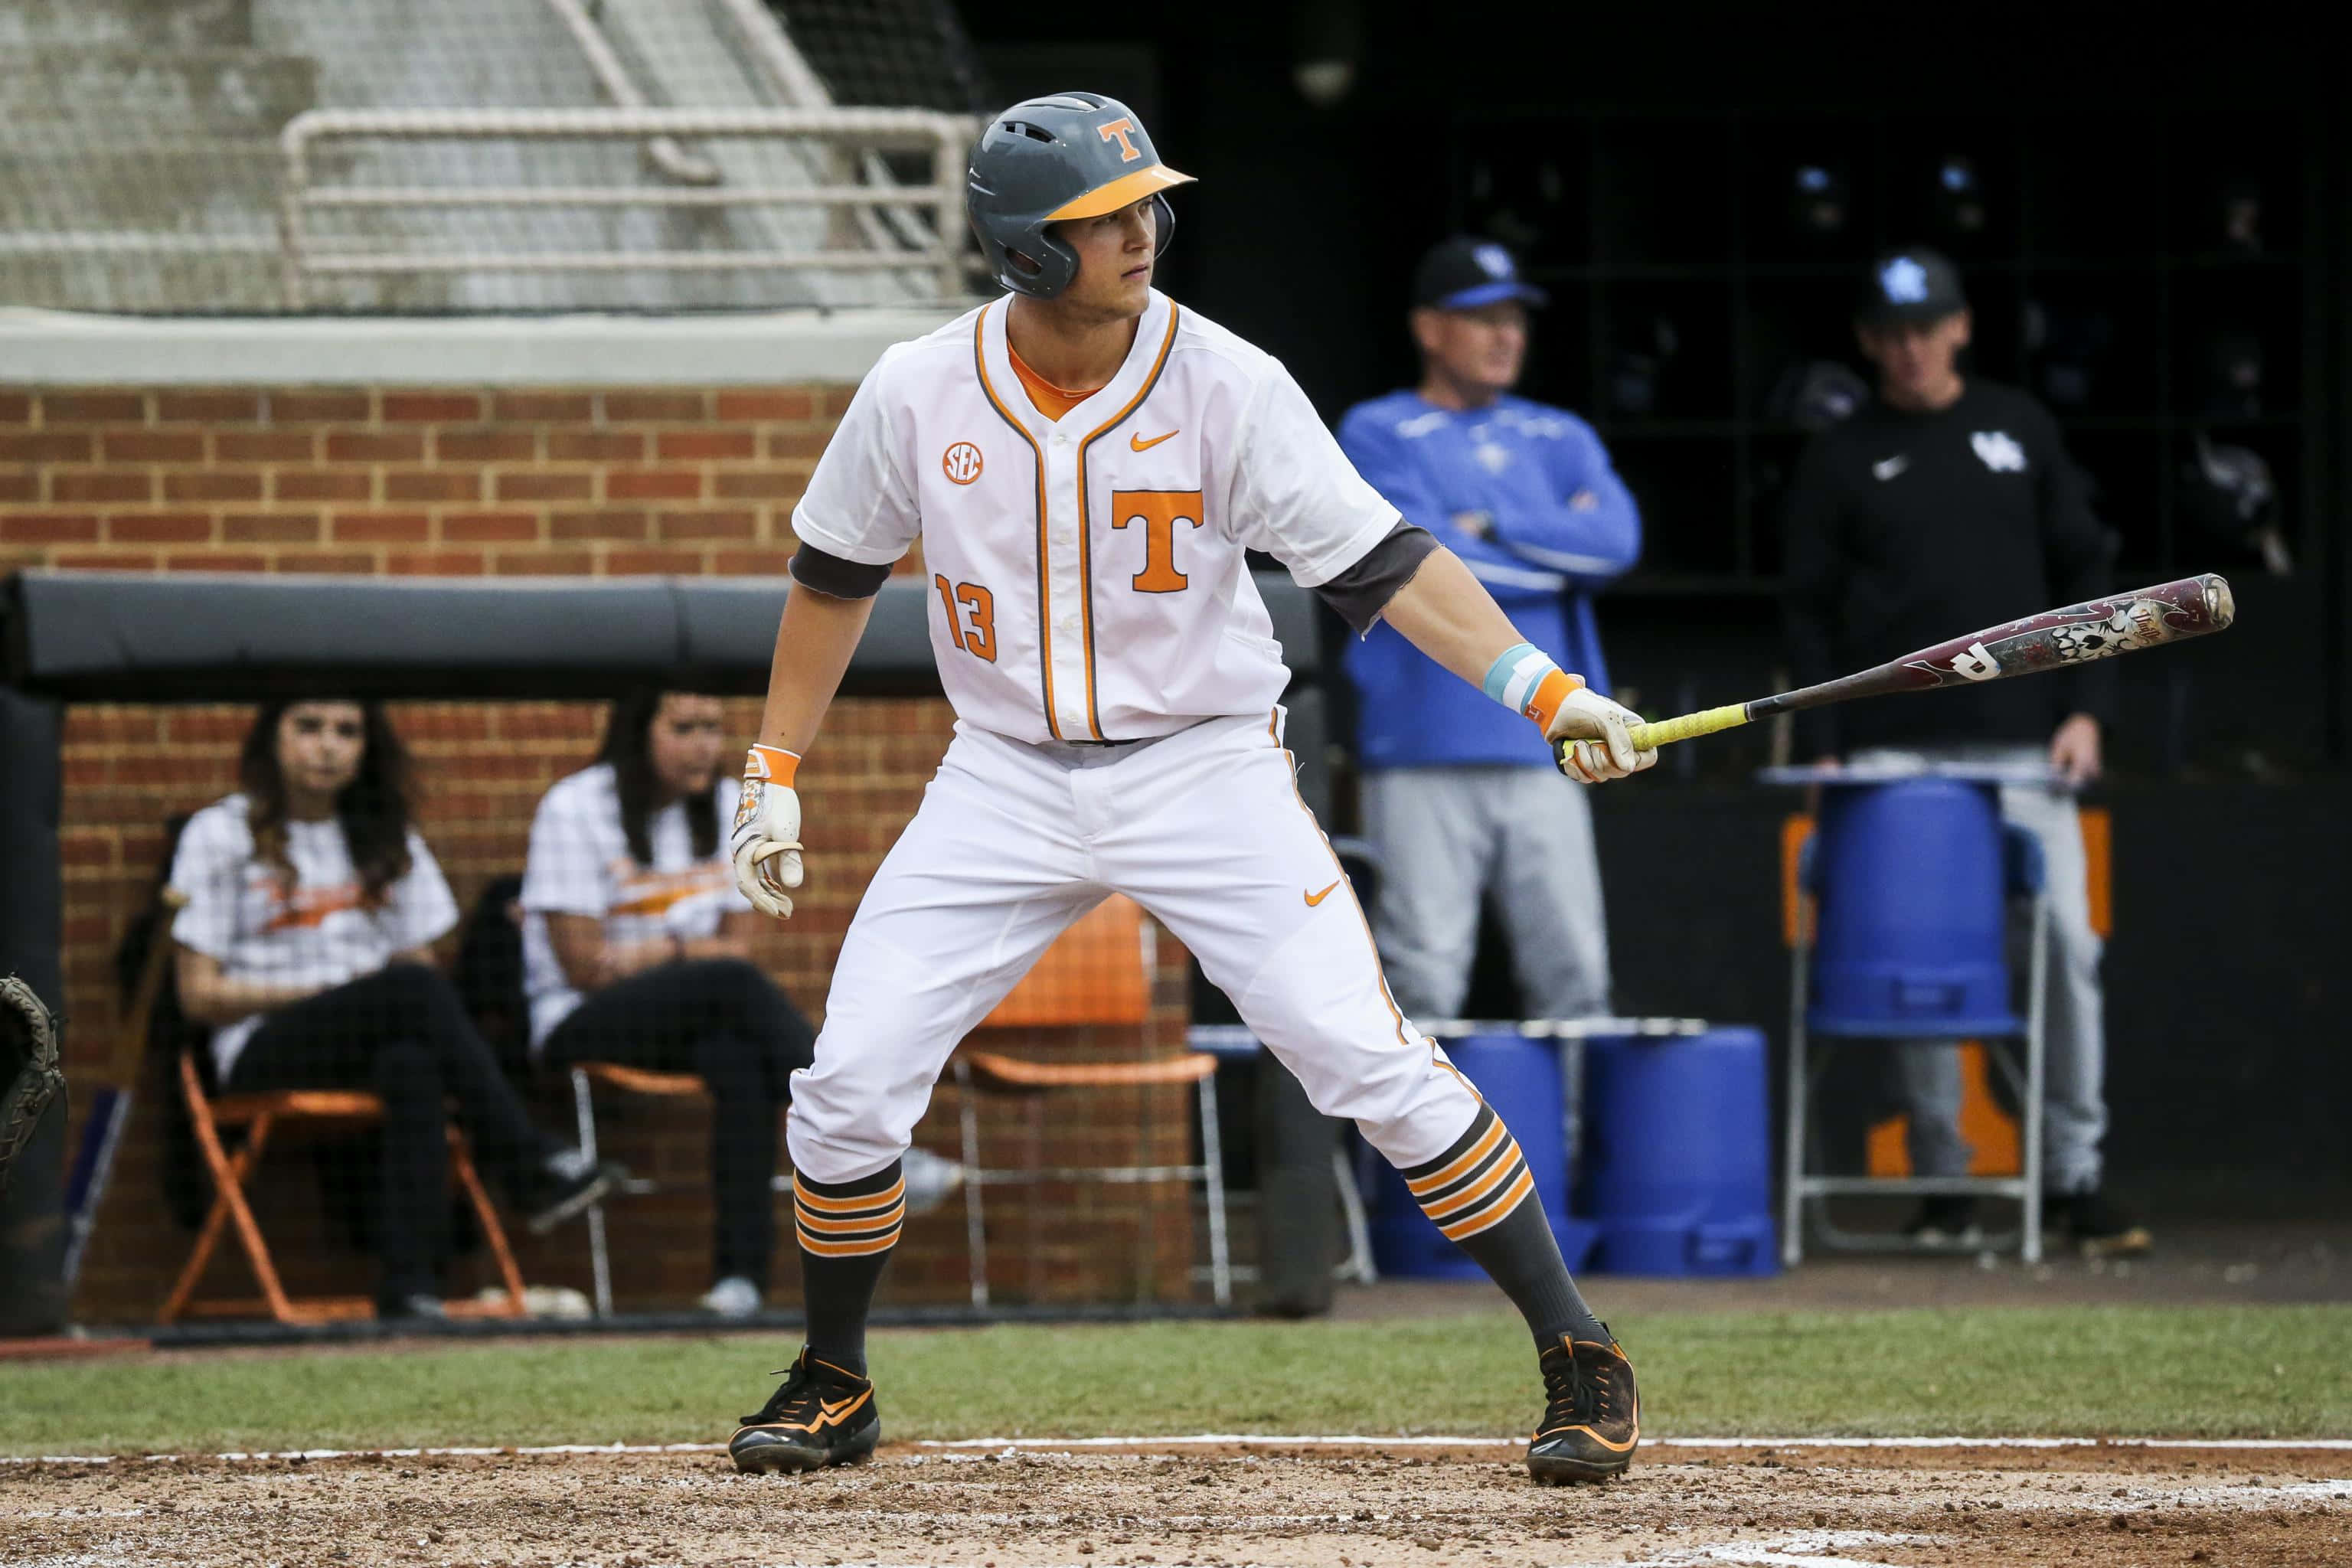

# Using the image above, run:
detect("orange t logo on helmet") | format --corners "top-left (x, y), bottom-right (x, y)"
top-left (1097, 117), bottom-right (1142, 162)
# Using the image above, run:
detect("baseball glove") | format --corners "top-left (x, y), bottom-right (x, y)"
top-left (0, 974), bottom-right (64, 1196)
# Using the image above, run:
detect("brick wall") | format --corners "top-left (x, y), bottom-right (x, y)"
top-left (5, 385), bottom-right (1200, 1324)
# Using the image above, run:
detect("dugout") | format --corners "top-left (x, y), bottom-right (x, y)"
top-left (0, 567), bottom-right (1334, 1333)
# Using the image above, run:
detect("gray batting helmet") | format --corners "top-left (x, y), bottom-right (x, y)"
top-left (967, 92), bottom-right (1194, 299)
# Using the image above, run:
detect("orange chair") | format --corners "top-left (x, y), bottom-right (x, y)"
top-left (952, 895), bottom-right (1230, 1308)
top-left (162, 1049), bottom-right (528, 1325)
top-left (564, 1060), bottom-right (754, 1318)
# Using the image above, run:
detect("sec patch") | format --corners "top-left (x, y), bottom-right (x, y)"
top-left (942, 441), bottom-right (985, 485)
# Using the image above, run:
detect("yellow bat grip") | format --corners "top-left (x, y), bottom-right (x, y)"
top-left (1626, 704), bottom-right (1750, 751)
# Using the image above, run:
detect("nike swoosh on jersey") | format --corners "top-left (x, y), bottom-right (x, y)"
top-left (1130, 428), bottom-right (1179, 452)
top-left (1304, 877), bottom-right (1343, 906)
top-left (1872, 454), bottom-right (1909, 481)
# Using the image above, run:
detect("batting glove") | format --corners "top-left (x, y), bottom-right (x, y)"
top-left (1546, 688), bottom-right (1659, 784)
top-left (730, 743), bottom-right (804, 919)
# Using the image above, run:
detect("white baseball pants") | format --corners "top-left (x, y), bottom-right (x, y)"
top-left (786, 709), bottom-right (1485, 1185)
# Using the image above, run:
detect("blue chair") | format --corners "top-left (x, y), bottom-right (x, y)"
top-left (1782, 777), bottom-right (2051, 1265)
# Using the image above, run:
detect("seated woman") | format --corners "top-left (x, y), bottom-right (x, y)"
top-left (520, 690), bottom-right (818, 1318)
top-left (172, 698), bottom-right (618, 1321)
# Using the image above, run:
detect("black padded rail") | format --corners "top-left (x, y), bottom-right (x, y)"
top-left (0, 570), bottom-right (1321, 703)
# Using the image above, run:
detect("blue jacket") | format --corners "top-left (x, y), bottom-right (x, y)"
top-left (1337, 390), bottom-right (1640, 769)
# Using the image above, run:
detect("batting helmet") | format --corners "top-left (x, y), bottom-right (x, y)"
top-left (966, 92), bottom-right (1194, 299)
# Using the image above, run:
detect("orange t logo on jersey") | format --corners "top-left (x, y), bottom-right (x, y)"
top-left (1111, 489), bottom-right (1205, 593)
top-left (1097, 118), bottom-right (1142, 163)
top-left (942, 441), bottom-right (984, 485)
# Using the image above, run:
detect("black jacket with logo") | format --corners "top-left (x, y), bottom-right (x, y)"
top-left (1780, 378), bottom-right (2119, 758)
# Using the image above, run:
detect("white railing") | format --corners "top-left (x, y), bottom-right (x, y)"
top-left (274, 106), bottom-right (976, 308)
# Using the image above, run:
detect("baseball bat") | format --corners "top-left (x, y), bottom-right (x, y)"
top-left (1563, 573), bottom-right (2236, 760)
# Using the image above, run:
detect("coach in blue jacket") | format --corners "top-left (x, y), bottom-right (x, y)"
top-left (1339, 237), bottom-right (1640, 1022)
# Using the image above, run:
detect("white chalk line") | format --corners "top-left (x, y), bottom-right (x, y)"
top-left (7, 1432), bottom-right (2352, 1467)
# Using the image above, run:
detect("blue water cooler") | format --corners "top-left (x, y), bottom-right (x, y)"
top-left (1365, 1030), bottom-right (1596, 1279)
top-left (1578, 1027), bottom-right (1778, 1276)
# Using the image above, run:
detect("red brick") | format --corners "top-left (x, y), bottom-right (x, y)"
top-left (272, 551), bottom-right (376, 574)
top-left (657, 508), bottom-right (759, 541)
top-left (0, 513), bottom-right (99, 544)
top-left (44, 393), bottom-right (145, 423)
top-left (0, 472), bottom-right (34, 501)
top-left (270, 391), bottom-right (372, 423)
top-left (717, 390), bottom-right (816, 422)
top-left (606, 469), bottom-right (702, 501)
top-left (385, 470), bottom-right (482, 502)
top-left (820, 386), bottom-right (860, 419)
top-left (214, 430), bottom-right (317, 463)
top-left (492, 391), bottom-right (593, 421)
top-left (106, 513), bottom-right (214, 544)
top-left (48, 549), bottom-right (158, 572)
top-left (383, 392), bottom-right (484, 423)
top-left (325, 431), bottom-right (423, 462)
top-left (657, 429), bottom-right (756, 462)
top-left (162, 471), bottom-right (263, 501)
top-left (716, 469), bottom-right (806, 500)
top-left (767, 429), bottom-right (834, 459)
top-left (384, 550), bottom-right (487, 576)
top-left (549, 509), bottom-right (648, 541)
top-left (495, 471), bottom-right (593, 502)
top-left (332, 511), bottom-right (431, 544)
top-left (51, 472), bottom-right (153, 503)
top-left (440, 511), bottom-right (541, 543)
top-left (168, 551), bottom-right (269, 572)
top-left (545, 430), bottom-right (643, 462)
top-left (274, 471), bottom-right (373, 503)
top-left (435, 429), bottom-right (537, 463)
top-left (0, 431), bottom-right (94, 462)
top-left (224, 512), bottom-right (322, 544)
top-left (492, 550), bottom-right (595, 575)
top-left (101, 430), bottom-right (204, 462)
top-left (602, 390), bottom-right (707, 422)
top-left (714, 548), bottom-right (797, 576)
top-left (158, 390), bottom-right (262, 423)
top-left (0, 394), bottom-right (28, 423)
top-left (605, 548), bottom-right (706, 575)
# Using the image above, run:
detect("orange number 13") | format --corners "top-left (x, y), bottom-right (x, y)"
top-left (933, 573), bottom-right (996, 662)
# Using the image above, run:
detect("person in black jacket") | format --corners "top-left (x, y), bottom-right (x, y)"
top-left (1782, 248), bottom-right (2150, 1257)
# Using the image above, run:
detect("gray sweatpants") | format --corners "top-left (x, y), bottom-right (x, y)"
top-left (1849, 746), bottom-right (2109, 1194)
top-left (1358, 766), bottom-right (1611, 1021)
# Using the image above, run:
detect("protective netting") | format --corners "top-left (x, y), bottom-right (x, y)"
top-left (0, 0), bottom-right (983, 315)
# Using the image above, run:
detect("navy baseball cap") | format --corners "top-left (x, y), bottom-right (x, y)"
top-left (1412, 237), bottom-right (1550, 310)
top-left (1857, 247), bottom-right (1968, 326)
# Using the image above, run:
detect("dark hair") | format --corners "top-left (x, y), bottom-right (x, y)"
top-left (599, 688), bottom-right (720, 867)
top-left (238, 699), bottom-right (416, 907)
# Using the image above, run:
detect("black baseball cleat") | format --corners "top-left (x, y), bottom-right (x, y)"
top-left (2047, 1187), bottom-right (2153, 1259)
top-left (729, 1351), bottom-right (880, 1474)
top-left (1527, 1331), bottom-right (1641, 1485)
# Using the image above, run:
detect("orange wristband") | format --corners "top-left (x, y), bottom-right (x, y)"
top-left (1521, 668), bottom-right (1586, 731)
top-left (744, 743), bottom-right (800, 788)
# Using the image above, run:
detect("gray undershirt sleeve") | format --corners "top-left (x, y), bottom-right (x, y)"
top-left (1314, 521), bottom-right (1442, 635)
top-left (789, 541), bottom-right (892, 600)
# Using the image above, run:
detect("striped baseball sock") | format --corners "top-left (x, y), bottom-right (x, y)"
top-left (793, 1159), bottom-right (906, 1375)
top-left (1402, 1104), bottom-right (1606, 1348)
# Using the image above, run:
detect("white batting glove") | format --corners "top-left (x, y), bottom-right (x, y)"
top-left (730, 743), bottom-right (804, 919)
top-left (1546, 688), bottom-right (1659, 784)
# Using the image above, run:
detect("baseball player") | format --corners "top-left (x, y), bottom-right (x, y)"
top-left (724, 93), bottom-right (1655, 1485)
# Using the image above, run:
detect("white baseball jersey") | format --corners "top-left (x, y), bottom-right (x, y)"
top-left (518, 763), bottom-right (753, 1050)
top-left (168, 794), bottom-right (458, 1081)
top-left (790, 289), bottom-right (1400, 743)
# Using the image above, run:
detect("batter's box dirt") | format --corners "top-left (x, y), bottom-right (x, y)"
top-left (3, 1443), bottom-right (2347, 1567)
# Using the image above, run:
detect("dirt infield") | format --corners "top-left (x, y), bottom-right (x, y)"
top-left (6, 1441), bottom-right (2348, 1567)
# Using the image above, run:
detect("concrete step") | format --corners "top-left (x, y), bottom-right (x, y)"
top-left (0, 0), bottom-right (252, 50)
top-left (0, 46), bottom-right (316, 136)
top-left (0, 253), bottom-right (285, 312)
top-left (0, 140), bottom-right (286, 234)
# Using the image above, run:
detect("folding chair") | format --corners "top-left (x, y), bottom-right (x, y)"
top-left (565, 1060), bottom-right (795, 1318)
top-left (953, 895), bottom-right (1231, 1308)
top-left (1780, 778), bottom-right (2050, 1266)
top-left (162, 1049), bottom-right (528, 1325)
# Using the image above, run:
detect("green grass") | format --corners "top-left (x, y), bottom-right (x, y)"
top-left (4, 1306), bottom-right (2346, 1457)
